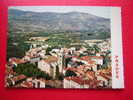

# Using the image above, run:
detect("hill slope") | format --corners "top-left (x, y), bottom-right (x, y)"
top-left (8, 9), bottom-right (110, 39)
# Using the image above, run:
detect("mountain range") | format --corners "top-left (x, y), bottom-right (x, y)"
top-left (8, 9), bottom-right (111, 39)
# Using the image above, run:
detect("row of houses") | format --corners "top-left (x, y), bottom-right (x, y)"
top-left (7, 38), bottom-right (111, 88)
top-left (63, 66), bottom-right (112, 88)
top-left (6, 72), bottom-right (46, 88)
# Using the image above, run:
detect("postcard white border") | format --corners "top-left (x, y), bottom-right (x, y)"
top-left (111, 7), bottom-right (124, 88)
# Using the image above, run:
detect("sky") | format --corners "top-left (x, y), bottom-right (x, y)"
top-left (9, 6), bottom-right (111, 18)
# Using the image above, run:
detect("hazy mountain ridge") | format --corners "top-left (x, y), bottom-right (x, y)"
top-left (8, 9), bottom-right (110, 39)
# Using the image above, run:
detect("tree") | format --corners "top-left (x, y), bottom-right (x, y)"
top-left (7, 35), bottom-right (30, 60)
top-left (86, 45), bottom-right (95, 55)
top-left (65, 57), bottom-right (72, 67)
top-left (14, 63), bottom-right (51, 80)
top-left (79, 53), bottom-right (84, 57)
top-left (46, 47), bottom-right (52, 55)
top-left (55, 65), bottom-right (59, 79)
top-left (65, 70), bottom-right (77, 77)
top-left (101, 55), bottom-right (111, 69)
top-left (93, 45), bottom-right (101, 53)
top-left (58, 74), bottom-right (64, 80)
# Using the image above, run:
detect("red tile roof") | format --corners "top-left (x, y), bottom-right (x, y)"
top-left (21, 81), bottom-right (33, 88)
top-left (43, 56), bottom-right (58, 64)
top-left (99, 72), bottom-right (111, 80)
top-left (91, 56), bottom-right (103, 59)
top-left (80, 56), bottom-right (103, 61)
top-left (86, 71), bottom-right (95, 79)
top-left (10, 58), bottom-right (27, 64)
top-left (65, 76), bottom-right (99, 86)
top-left (80, 56), bottom-right (90, 61)
top-left (12, 74), bottom-right (26, 82)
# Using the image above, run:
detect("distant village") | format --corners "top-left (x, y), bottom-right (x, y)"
top-left (6, 36), bottom-right (112, 88)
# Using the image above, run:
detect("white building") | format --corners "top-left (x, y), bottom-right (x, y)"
top-left (32, 79), bottom-right (46, 88)
top-left (91, 56), bottom-right (103, 65)
top-left (24, 78), bottom-right (46, 88)
top-left (63, 77), bottom-right (93, 88)
top-left (97, 72), bottom-right (111, 87)
top-left (57, 51), bottom-right (65, 73)
top-left (38, 56), bottom-right (58, 78)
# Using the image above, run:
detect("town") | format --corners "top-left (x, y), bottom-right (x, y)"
top-left (6, 35), bottom-right (112, 88)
